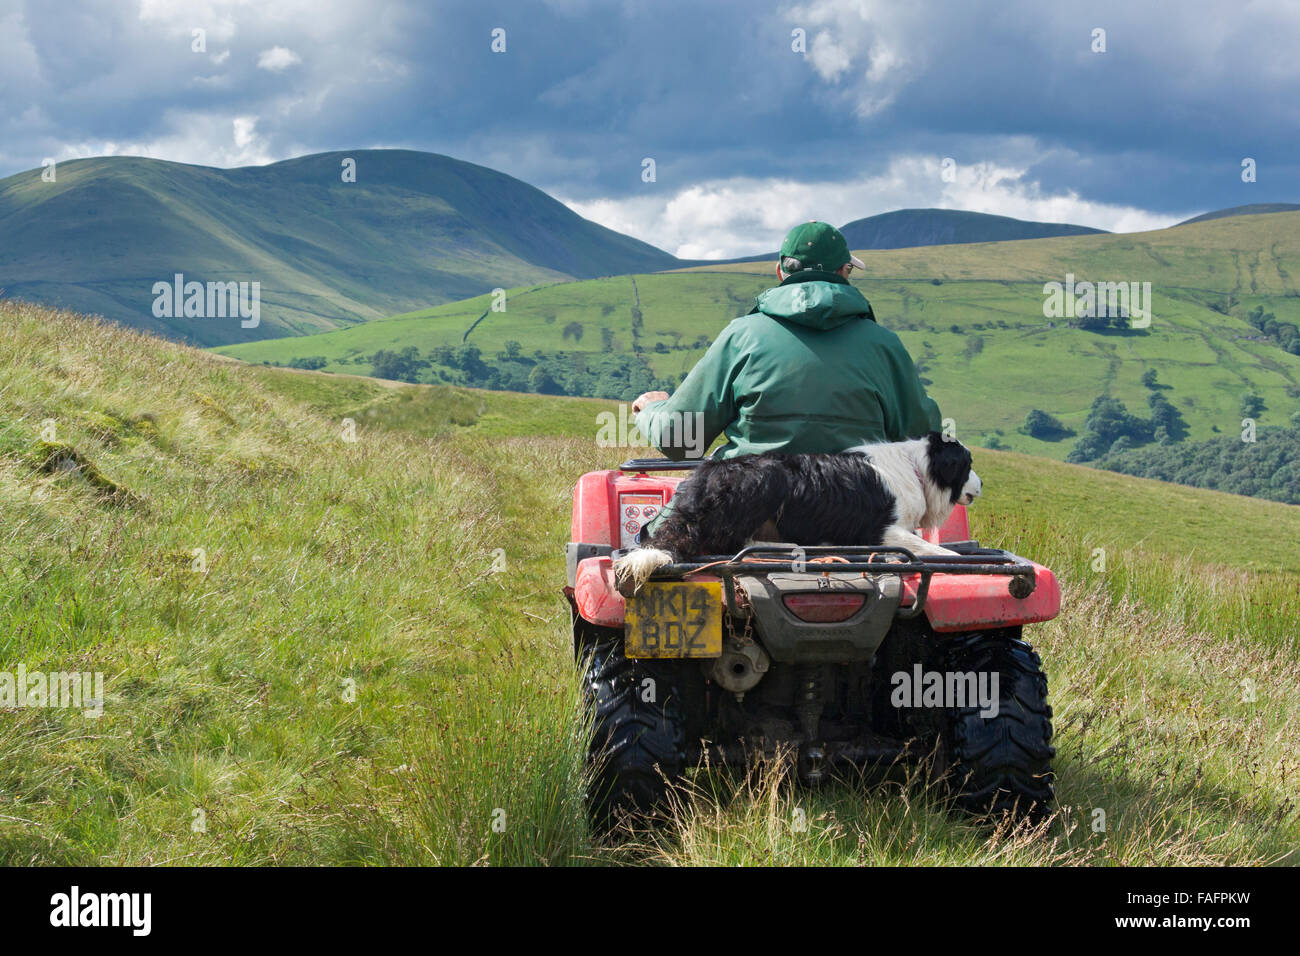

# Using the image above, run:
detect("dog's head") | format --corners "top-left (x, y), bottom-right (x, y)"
top-left (924, 432), bottom-right (981, 509)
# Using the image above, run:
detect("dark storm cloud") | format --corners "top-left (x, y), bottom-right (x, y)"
top-left (0, 0), bottom-right (1295, 251)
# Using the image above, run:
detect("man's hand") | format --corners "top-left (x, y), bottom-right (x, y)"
top-left (632, 390), bottom-right (669, 413)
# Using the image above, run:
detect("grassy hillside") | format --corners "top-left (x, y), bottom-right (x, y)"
top-left (217, 212), bottom-right (1300, 462)
top-left (0, 150), bottom-right (679, 346)
top-left (3, 299), bottom-right (1298, 865)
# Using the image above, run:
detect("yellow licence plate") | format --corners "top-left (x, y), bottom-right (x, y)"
top-left (624, 582), bottom-right (723, 659)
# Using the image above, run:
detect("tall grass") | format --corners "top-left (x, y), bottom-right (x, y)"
top-left (1, 300), bottom-right (1296, 865)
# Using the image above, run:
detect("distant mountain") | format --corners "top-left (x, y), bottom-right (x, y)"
top-left (0, 150), bottom-right (680, 346)
top-left (838, 208), bottom-right (1105, 250)
top-left (1175, 203), bottom-right (1300, 226)
top-left (714, 208), bottom-right (1106, 264)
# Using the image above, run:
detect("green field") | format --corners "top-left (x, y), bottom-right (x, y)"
top-left (3, 299), bottom-right (1298, 865)
top-left (216, 211), bottom-right (1300, 460)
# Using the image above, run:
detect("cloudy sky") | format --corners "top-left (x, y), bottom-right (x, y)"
top-left (2, 0), bottom-right (1296, 258)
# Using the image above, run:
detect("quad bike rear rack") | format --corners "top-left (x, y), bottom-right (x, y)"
top-left (619, 457), bottom-right (705, 471)
top-left (618, 543), bottom-right (1039, 620)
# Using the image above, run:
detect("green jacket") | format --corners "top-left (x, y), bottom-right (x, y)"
top-left (635, 272), bottom-right (942, 460)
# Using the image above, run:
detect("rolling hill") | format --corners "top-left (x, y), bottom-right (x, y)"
top-left (214, 211), bottom-right (1300, 473)
top-left (1177, 203), bottom-right (1300, 226)
top-left (0, 149), bottom-right (680, 347)
top-left (2, 298), bottom-right (1298, 864)
top-left (717, 208), bottom-right (1106, 264)
top-left (838, 208), bottom-right (1105, 249)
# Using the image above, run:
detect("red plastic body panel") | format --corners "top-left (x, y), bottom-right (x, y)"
top-left (569, 469), bottom-right (1060, 633)
top-left (570, 470), bottom-right (684, 547)
top-left (572, 469), bottom-right (973, 548)
top-left (575, 555), bottom-right (1060, 632)
top-left (899, 566), bottom-right (1060, 633)
top-left (921, 506), bottom-right (970, 544)
top-left (574, 555), bottom-right (627, 627)
top-left (575, 557), bottom-right (726, 629)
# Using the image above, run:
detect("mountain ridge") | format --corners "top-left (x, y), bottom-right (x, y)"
top-left (0, 149), bottom-right (680, 346)
top-left (1176, 202), bottom-right (1300, 226)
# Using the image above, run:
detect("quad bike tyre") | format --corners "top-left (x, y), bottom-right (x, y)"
top-left (938, 630), bottom-right (1055, 821)
top-left (584, 641), bottom-right (686, 834)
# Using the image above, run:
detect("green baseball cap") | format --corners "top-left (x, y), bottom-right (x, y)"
top-left (779, 220), bottom-right (866, 272)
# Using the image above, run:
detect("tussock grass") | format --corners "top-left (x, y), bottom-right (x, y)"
top-left (1, 299), bottom-right (1297, 865)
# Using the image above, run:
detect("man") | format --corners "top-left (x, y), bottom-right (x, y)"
top-left (632, 220), bottom-right (942, 463)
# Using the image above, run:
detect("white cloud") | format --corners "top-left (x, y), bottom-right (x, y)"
top-left (791, 0), bottom-right (925, 116)
top-left (257, 46), bottom-right (302, 71)
top-left (232, 116), bottom-right (257, 149)
top-left (808, 31), bottom-right (854, 83)
top-left (46, 110), bottom-right (275, 170)
top-left (562, 155), bottom-right (1188, 260)
top-left (137, 0), bottom-right (240, 44)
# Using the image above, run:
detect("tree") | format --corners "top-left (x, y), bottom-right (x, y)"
top-left (1067, 396), bottom-right (1154, 462)
top-left (1093, 427), bottom-right (1300, 506)
top-left (528, 364), bottom-right (565, 395)
top-left (289, 355), bottom-right (327, 370)
top-left (502, 340), bottom-right (522, 361)
top-left (1021, 409), bottom-right (1074, 441)
top-left (1240, 392), bottom-right (1266, 418)
top-left (562, 321), bottom-right (584, 342)
top-left (454, 345), bottom-right (488, 380)
top-left (370, 347), bottom-right (427, 383)
top-left (1141, 368), bottom-right (1159, 389)
top-left (1148, 392), bottom-right (1188, 441)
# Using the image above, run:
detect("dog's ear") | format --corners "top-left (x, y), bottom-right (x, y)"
top-left (925, 433), bottom-right (973, 503)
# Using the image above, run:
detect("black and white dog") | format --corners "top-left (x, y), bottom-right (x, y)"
top-left (614, 432), bottom-right (982, 596)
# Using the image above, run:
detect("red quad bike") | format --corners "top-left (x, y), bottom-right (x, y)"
top-left (563, 458), bottom-right (1062, 833)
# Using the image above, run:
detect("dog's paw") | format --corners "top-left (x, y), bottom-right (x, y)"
top-left (908, 541), bottom-right (959, 558)
top-left (614, 548), bottom-right (673, 597)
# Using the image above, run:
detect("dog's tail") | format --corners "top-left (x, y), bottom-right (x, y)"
top-left (613, 548), bottom-right (674, 597)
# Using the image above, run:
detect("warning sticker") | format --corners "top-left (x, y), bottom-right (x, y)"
top-left (618, 493), bottom-right (663, 550)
